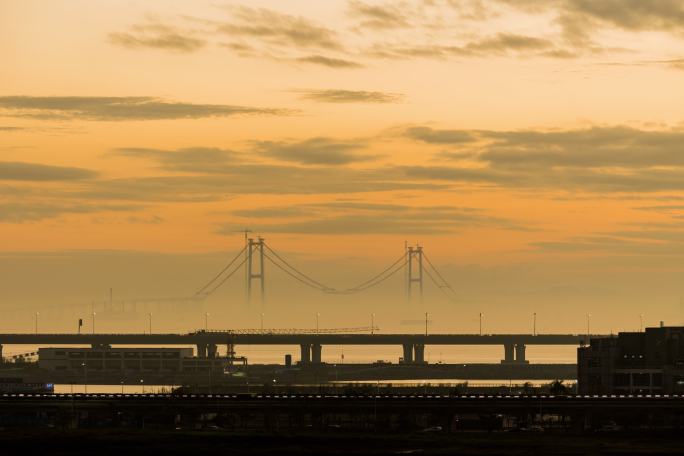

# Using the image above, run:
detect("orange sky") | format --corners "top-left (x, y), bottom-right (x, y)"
top-left (2, 1), bottom-right (684, 334)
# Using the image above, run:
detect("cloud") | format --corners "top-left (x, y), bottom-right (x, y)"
top-left (296, 89), bottom-right (403, 103)
top-left (464, 33), bottom-right (553, 52)
top-left (348, 1), bottom-right (411, 30)
top-left (0, 126), bottom-right (25, 131)
top-left (113, 147), bottom-right (238, 172)
top-left (0, 161), bottom-right (97, 181)
top-left (0, 202), bottom-right (140, 223)
top-left (296, 54), bottom-right (364, 68)
top-left (368, 32), bottom-right (558, 60)
top-left (401, 125), bottom-right (684, 192)
top-left (0, 96), bottom-right (290, 121)
top-left (254, 137), bottom-right (376, 165)
top-left (497, 0), bottom-right (684, 54)
top-left (405, 126), bottom-right (478, 144)
top-left (223, 201), bottom-right (527, 234)
top-left (218, 6), bottom-right (341, 50)
top-left (109, 23), bottom-right (206, 52)
top-left (73, 166), bottom-right (443, 202)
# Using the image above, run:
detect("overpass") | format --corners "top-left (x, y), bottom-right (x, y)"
top-left (0, 332), bottom-right (600, 364)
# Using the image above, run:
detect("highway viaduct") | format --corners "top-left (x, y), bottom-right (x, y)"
top-left (0, 332), bottom-right (601, 365)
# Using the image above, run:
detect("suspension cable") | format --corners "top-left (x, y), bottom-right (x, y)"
top-left (423, 266), bottom-right (459, 302)
top-left (263, 251), bottom-right (336, 292)
top-left (198, 255), bottom-right (249, 297)
top-left (194, 245), bottom-right (247, 296)
top-left (344, 252), bottom-right (407, 291)
top-left (264, 243), bottom-right (335, 291)
top-left (423, 252), bottom-right (456, 292)
top-left (343, 256), bottom-right (408, 293)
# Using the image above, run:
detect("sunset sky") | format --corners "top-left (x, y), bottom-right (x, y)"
top-left (2, 0), bottom-right (684, 337)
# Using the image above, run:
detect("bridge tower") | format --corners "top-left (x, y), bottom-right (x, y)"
top-left (406, 244), bottom-right (424, 302)
top-left (247, 237), bottom-right (265, 307)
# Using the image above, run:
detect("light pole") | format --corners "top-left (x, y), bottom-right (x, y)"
top-left (82, 362), bottom-right (87, 394)
top-left (371, 313), bottom-right (375, 335)
top-left (92, 312), bottom-right (96, 334)
top-left (34, 312), bottom-right (39, 334)
top-left (260, 312), bottom-right (264, 333)
top-left (533, 312), bottom-right (537, 336)
top-left (140, 378), bottom-right (144, 394)
top-left (425, 312), bottom-right (429, 337)
top-left (148, 313), bottom-right (152, 334)
top-left (479, 313), bottom-right (483, 336)
top-left (316, 313), bottom-right (320, 335)
top-left (121, 379), bottom-right (124, 394)
top-left (639, 314), bottom-right (644, 332)
top-left (205, 312), bottom-right (209, 331)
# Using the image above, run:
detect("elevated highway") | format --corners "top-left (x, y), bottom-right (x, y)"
top-left (0, 332), bottom-right (601, 364)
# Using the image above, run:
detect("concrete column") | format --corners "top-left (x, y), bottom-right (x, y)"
top-left (402, 343), bottom-right (413, 363)
top-left (300, 344), bottom-right (311, 364)
top-left (197, 343), bottom-right (207, 358)
top-left (414, 344), bottom-right (425, 364)
top-left (311, 344), bottom-right (322, 364)
top-left (515, 344), bottom-right (527, 364)
top-left (502, 344), bottom-right (515, 364)
top-left (207, 344), bottom-right (217, 359)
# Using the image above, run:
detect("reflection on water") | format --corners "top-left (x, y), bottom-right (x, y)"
top-left (55, 379), bottom-right (576, 394)
top-left (54, 384), bottom-right (179, 394)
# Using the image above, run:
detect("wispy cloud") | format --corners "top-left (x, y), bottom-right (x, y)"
top-left (223, 201), bottom-right (527, 234)
top-left (0, 161), bottom-right (97, 181)
top-left (217, 6), bottom-right (342, 50)
top-left (296, 89), bottom-right (404, 103)
top-left (0, 96), bottom-right (291, 121)
top-left (109, 23), bottom-right (206, 52)
top-left (254, 137), bottom-right (376, 165)
top-left (296, 54), bottom-right (364, 68)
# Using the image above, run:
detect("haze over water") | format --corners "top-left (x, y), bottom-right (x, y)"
top-left (3, 1), bottom-right (684, 344)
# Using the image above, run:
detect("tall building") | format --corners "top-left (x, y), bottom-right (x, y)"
top-left (578, 325), bottom-right (684, 394)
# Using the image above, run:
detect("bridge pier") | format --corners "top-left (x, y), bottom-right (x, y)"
top-left (207, 344), bottom-right (217, 359)
top-left (197, 343), bottom-right (207, 358)
top-left (515, 344), bottom-right (528, 364)
top-left (501, 344), bottom-right (515, 364)
top-left (402, 344), bottom-right (413, 364)
top-left (300, 344), bottom-right (311, 365)
top-left (311, 344), bottom-right (322, 364)
top-left (414, 344), bottom-right (425, 364)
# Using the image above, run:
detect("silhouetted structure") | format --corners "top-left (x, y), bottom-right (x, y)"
top-left (578, 325), bottom-right (684, 394)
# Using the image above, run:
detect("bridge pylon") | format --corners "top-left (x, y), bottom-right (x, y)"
top-left (406, 244), bottom-right (423, 303)
top-left (247, 237), bottom-right (265, 307)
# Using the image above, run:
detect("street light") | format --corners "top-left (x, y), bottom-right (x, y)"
top-left (639, 314), bottom-right (644, 332)
top-left (205, 312), bottom-right (209, 332)
top-left (82, 362), bottom-right (88, 394)
top-left (260, 312), bottom-right (264, 333)
top-left (371, 313), bottom-right (375, 335)
top-left (316, 313), bottom-right (320, 335)
top-left (140, 378), bottom-right (144, 394)
top-left (533, 312), bottom-right (537, 336)
top-left (148, 313), bottom-right (152, 334)
top-left (479, 313), bottom-right (483, 336)
top-left (92, 312), bottom-right (96, 335)
top-left (34, 312), bottom-right (39, 334)
top-left (425, 312), bottom-right (429, 337)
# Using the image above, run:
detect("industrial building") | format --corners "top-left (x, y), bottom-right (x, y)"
top-left (577, 325), bottom-right (684, 394)
top-left (38, 347), bottom-right (233, 373)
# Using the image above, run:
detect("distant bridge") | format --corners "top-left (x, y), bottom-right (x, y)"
top-left (0, 332), bottom-right (603, 364)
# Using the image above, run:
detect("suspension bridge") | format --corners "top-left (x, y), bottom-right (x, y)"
top-left (193, 238), bottom-right (456, 304)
